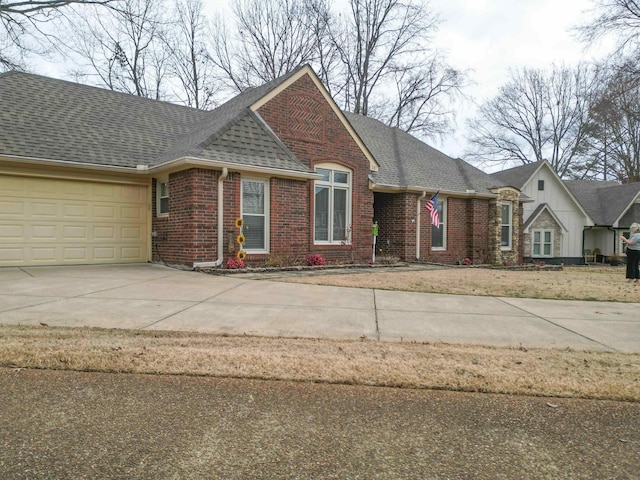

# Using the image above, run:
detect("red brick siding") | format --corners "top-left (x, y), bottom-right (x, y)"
top-left (257, 73), bottom-right (374, 264)
top-left (152, 169), bottom-right (219, 267)
top-left (374, 193), bottom-right (416, 260)
top-left (256, 177), bottom-right (310, 265)
top-left (374, 192), bottom-right (500, 264)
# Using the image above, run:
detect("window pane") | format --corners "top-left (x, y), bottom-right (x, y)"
top-left (242, 215), bottom-right (265, 250)
top-left (502, 203), bottom-right (510, 223)
top-left (501, 226), bottom-right (510, 246)
top-left (334, 172), bottom-right (349, 184)
top-left (160, 182), bottom-right (168, 197)
top-left (534, 231), bottom-right (541, 243)
top-left (544, 231), bottom-right (551, 242)
top-left (160, 197), bottom-right (169, 214)
top-left (242, 181), bottom-right (264, 214)
top-left (533, 243), bottom-right (540, 255)
top-left (333, 189), bottom-right (347, 241)
top-left (543, 243), bottom-right (551, 255)
top-left (316, 169), bottom-right (330, 182)
top-left (432, 225), bottom-right (443, 248)
top-left (315, 186), bottom-right (329, 241)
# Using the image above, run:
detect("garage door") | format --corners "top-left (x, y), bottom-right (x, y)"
top-left (0, 174), bottom-right (149, 266)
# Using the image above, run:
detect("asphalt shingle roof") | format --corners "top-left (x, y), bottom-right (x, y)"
top-left (564, 179), bottom-right (640, 225)
top-left (491, 162), bottom-right (542, 190)
top-left (344, 112), bottom-right (504, 194)
top-left (0, 68), bottom-right (310, 173)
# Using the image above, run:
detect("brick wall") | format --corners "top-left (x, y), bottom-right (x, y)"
top-left (374, 193), bottom-right (416, 260)
top-left (256, 72), bottom-right (375, 264)
top-left (152, 169), bottom-right (221, 267)
top-left (373, 191), bottom-right (516, 265)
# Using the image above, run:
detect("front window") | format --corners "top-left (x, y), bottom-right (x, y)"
top-left (431, 198), bottom-right (446, 250)
top-left (532, 230), bottom-right (553, 257)
top-left (242, 179), bottom-right (269, 252)
top-left (501, 202), bottom-right (512, 250)
top-left (314, 165), bottom-right (352, 244)
top-left (157, 179), bottom-right (169, 216)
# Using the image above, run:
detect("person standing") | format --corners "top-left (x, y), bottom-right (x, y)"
top-left (621, 223), bottom-right (640, 284)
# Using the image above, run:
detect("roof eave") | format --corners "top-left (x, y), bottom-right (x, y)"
top-left (149, 156), bottom-right (322, 180)
top-left (368, 180), bottom-right (499, 198)
top-left (0, 154), bottom-right (145, 175)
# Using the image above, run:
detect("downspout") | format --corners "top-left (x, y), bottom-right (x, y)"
top-left (193, 167), bottom-right (229, 269)
top-left (416, 191), bottom-right (427, 260)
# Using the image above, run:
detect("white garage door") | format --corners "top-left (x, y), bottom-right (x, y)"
top-left (0, 174), bottom-right (149, 266)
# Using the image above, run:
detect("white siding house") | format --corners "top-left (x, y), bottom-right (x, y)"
top-left (494, 161), bottom-right (640, 264)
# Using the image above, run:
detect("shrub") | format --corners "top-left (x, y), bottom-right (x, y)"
top-left (226, 258), bottom-right (245, 269)
top-left (462, 257), bottom-right (472, 265)
top-left (305, 254), bottom-right (325, 266)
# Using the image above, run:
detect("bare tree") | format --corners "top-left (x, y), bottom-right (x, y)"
top-left (383, 55), bottom-right (465, 138)
top-left (328, 0), bottom-right (466, 138)
top-left (67, 0), bottom-right (168, 99)
top-left (466, 64), bottom-right (596, 177)
top-left (0, 0), bottom-right (117, 70)
top-left (577, 1), bottom-right (640, 59)
top-left (586, 62), bottom-right (640, 182)
top-left (164, 0), bottom-right (218, 109)
top-left (210, 0), bottom-right (328, 93)
top-left (334, 0), bottom-right (436, 116)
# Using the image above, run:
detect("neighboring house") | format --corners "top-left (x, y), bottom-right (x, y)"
top-left (0, 65), bottom-right (524, 269)
top-left (492, 160), bottom-right (640, 264)
top-left (564, 179), bottom-right (640, 260)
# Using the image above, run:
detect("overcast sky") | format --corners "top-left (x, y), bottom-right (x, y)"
top-left (426, 0), bottom-right (608, 157)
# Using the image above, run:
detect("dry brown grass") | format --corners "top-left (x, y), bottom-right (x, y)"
top-left (283, 265), bottom-right (640, 302)
top-left (1, 325), bottom-right (638, 402)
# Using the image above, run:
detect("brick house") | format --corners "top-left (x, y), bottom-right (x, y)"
top-left (0, 65), bottom-right (523, 268)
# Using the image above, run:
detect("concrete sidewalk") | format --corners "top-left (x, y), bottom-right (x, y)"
top-left (0, 263), bottom-right (638, 352)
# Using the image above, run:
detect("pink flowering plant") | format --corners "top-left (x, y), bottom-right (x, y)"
top-left (226, 258), bottom-right (245, 269)
top-left (305, 254), bottom-right (325, 266)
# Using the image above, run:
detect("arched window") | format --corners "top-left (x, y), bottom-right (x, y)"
top-left (314, 164), bottom-right (352, 244)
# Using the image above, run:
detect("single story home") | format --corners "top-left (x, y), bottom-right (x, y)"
top-left (0, 65), bottom-right (525, 269)
top-left (492, 160), bottom-right (640, 264)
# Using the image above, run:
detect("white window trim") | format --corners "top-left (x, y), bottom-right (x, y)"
top-left (501, 202), bottom-right (513, 251)
top-left (314, 163), bottom-right (352, 245)
top-left (241, 178), bottom-right (270, 254)
top-left (431, 197), bottom-right (447, 251)
top-left (156, 178), bottom-right (169, 217)
top-left (532, 229), bottom-right (553, 258)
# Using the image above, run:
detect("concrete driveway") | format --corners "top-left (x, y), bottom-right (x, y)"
top-left (0, 263), bottom-right (638, 352)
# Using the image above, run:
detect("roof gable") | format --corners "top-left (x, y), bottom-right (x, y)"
top-left (523, 203), bottom-right (568, 232)
top-left (250, 66), bottom-right (379, 172)
top-left (493, 161), bottom-right (591, 221)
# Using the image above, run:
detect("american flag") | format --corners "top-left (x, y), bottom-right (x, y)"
top-left (425, 191), bottom-right (439, 228)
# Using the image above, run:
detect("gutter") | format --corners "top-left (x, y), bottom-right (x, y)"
top-left (368, 180), bottom-right (498, 199)
top-left (193, 167), bottom-right (229, 269)
top-left (149, 157), bottom-right (322, 180)
top-left (0, 154), bottom-right (322, 181)
top-left (415, 191), bottom-right (427, 260)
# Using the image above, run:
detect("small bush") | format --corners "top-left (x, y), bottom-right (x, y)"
top-left (462, 257), bottom-right (472, 265)
top-left (306, 254), bottom-right (325, 266)
top-left (226, 258), bottom-right (245, 269)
